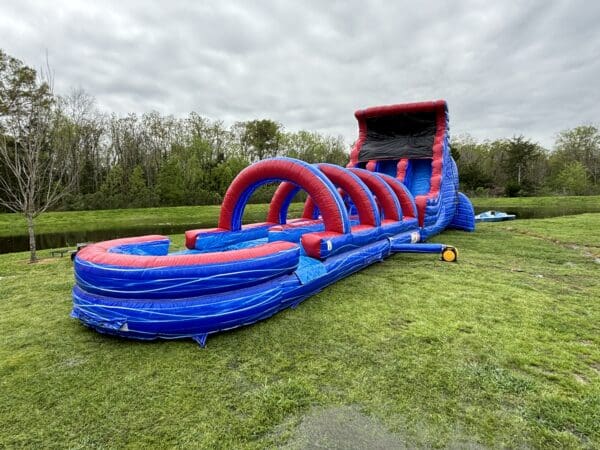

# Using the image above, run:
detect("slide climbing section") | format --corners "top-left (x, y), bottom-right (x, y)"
top-left (71, 100), bottom-right (475, 346)
top-left (348, 100), bottom-right (474, 237)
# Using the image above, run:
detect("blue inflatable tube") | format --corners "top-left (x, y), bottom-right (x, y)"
top-left (72, 239), bottom-right (390, 344)
top-left (75, 238), bottom-right (300, 299)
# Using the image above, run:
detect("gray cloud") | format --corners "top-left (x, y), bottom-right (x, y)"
top-left (1, 0), bottom-right (599, 148)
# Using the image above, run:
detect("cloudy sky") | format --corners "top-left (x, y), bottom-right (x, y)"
top-left (1, 0), bottom-right (599, 147)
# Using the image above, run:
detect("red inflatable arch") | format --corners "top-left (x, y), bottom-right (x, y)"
top-left (347, 168), bottom-right (402, 222)
top-left (375, 173), bottom-right (418, 220)
top-left (267, 181), bottom-right (314, 224)
top-left (297, 165), bottom-right (382, 228)
top-left (219, 158), bottom-right (350, 234)
top-left (317, 164), bottom-right (379, 227)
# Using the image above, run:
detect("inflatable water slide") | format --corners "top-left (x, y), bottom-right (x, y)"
top-left (71, 100), bottom-right (475, 346)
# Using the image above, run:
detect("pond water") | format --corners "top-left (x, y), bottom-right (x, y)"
top-left (473, 205), bottom-right (600, 219)
top-left (0, 205), bottom-right (597, 254)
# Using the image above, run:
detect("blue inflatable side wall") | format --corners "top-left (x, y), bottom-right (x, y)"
top-left (449, 193), bottom-right (476, 232)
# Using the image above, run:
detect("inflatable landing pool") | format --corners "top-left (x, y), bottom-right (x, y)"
top-left (71, 100), bottom-right (475, 346)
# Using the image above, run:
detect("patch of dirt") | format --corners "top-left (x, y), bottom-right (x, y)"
top-left (282, 406), bottom-right (408, 450)
top-left (282, 406), bottom-right (489, 450)
top-left (574, 373), bottom-right (588, 385)
top-left (62, 357), bottom-right (87, 368)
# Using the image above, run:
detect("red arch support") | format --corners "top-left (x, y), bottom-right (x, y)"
top-left (300, 166), bottom-right (381, 227)
top-left (376, 173), bottom-right (417, 220)
top-left (302, 197), bottom-right (318, 220)
top-left (219, 158), bottom-right (349, 234)
top-left (316, 164), bottom-right (379, 227)
top-left (347, 168), bottom-right (402, 222)
top-left (267, 182), bottom-right (314, 224)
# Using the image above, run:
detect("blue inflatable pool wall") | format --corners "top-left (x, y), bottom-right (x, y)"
top-left (71, 100), bottom-right (475, 346)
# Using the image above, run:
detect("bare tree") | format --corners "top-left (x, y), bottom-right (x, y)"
top-left (58, 88), bottom-right (106, 198)
top-left (0, 50), bottom-right (76, 262)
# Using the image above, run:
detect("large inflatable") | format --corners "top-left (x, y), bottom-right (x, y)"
top-left (71, 100), bottom-right (475, 346)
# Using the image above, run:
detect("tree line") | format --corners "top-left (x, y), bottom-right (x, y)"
top-left (58, 107), bottom-right (348, 210)
top-left (452, 131), bottom-right (600, 197)
top-left (1, 48), bottom-right (599, 261)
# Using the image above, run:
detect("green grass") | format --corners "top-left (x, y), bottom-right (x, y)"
top-left (1, 215), bottom-right (599, 448)
top-left (471, 195), bottom-right (600, 216)
top-left (0, 203), bottom-right (305, 238)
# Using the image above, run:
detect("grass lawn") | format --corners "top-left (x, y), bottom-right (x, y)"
top-left (471, 195), bottom-right (600, 217)
top-left (1, 214), bottom-right (599, 448)
top-left (0, 203), bottom-right (305, 238)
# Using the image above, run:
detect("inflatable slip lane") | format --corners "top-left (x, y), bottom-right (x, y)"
top-left (71, 100), bottom-right (475, 346)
